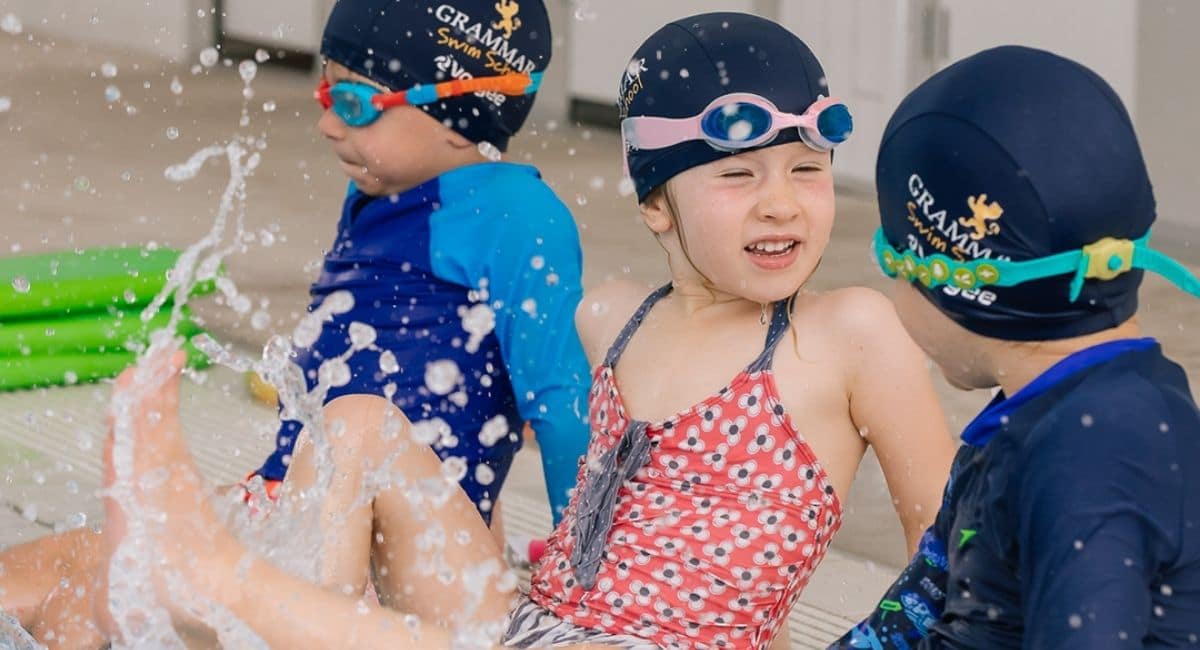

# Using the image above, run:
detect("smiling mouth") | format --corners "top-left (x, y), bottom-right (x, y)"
top-left (744, 240), bottom-right (798, 256)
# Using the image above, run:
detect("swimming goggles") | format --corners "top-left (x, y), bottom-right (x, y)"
top-left (621, 93), bottom-right (853, 155)
top-left (314, 72), bottom-right (543, 127)
top-left (873, 227), bottom-right (1200, 301)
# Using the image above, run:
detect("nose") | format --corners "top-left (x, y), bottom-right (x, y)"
top-left (317, 106), bottom-right (346, 141)
top-left (756, 171), bottom-right (802, 222)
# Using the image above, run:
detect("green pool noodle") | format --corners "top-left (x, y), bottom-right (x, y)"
top-left (0, 340), bottom-right (211, 391)
top-left (0, 246), bottom-right (219, 320)
top-left (0, 308), bottom-right (202, 357)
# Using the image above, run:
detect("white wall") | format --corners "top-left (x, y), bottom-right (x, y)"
top-left (937, 0), bottom-right (1139, 121)
top-left (223, 0), bottom-right (331, 52)
top-left (1136, 0), bottom-right (1200, 232)
top-left (565, 0), bottom-right (754, 104)
top-left (2, 0), bottom-right (212, 61)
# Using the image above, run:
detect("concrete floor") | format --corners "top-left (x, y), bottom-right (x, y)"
top-left (3, 29), bottom-right (1200, 577)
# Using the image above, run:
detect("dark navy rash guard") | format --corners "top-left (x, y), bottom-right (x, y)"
top-left (835, 339), bottom-right (1200, 648)
top-left (254, 162), bottom-right (591, 524)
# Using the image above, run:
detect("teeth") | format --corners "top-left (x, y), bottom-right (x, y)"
top-left (749, 240), bottom-right (795, 254)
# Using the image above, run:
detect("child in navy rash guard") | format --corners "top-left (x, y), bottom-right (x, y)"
top-left (251, 0), bottom-right (591, 526)
top-left (834, 46), bottom-right (1200, 648)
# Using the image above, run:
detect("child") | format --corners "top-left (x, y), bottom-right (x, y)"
top-left (0, 0), bottom-right (588, 645)
top-left (835, 46), bottom-right (1200, 648)
top-left (10, 12), bottom-right (955, 650)
top-left (257, 0), bottom-right (591, 527)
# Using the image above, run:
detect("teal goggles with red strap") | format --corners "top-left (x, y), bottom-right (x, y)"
top-left (873, 227), bottom-right (1200, 301)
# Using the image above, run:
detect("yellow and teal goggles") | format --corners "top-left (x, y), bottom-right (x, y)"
top-left (873, 228), bottom-right (1200, 302)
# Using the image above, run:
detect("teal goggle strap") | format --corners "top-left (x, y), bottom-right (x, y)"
top-left (873, 228), bottom-right (1200, 302)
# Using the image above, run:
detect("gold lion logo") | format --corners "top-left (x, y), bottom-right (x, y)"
top-left (492, 0), bottom-right (521, 39)
top-left (958, 194), bottom-right (1003, 241)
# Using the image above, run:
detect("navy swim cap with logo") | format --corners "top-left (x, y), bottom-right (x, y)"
top-left (321, 0), bottom-right (550, 151)
top-left (877, 46), bottom-right (1157, 341)
top-left (620, 12), bottom-right (831, 203)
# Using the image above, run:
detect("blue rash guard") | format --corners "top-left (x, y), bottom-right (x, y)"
top-left (834, 339), bottom-right (1200, 649)
top-left (255, 162), bottom-right (591, 525)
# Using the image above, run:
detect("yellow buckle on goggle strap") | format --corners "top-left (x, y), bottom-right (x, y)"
top-left (1082, 237), bottom-right (1135, 281)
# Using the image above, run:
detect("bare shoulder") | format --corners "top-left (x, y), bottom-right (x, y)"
top-left (792, 286), bottom-right (917, 365)
top-left (576, 279), bottom-right (657, 366)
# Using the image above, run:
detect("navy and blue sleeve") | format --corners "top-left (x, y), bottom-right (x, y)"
top-left (430, 173), bottom-right (591, 524)
top-left (1015, 392), bottom-right (1180, 649)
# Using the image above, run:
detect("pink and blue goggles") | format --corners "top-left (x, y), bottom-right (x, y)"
top-left (621, 93), bottom-right (853, 160)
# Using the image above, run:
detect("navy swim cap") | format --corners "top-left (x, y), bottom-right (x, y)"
top-left (877, 46), bottom-right (1156, 341)
top-left (321, 0), bottom-right (550, 151)
top-left (620, 12), bottom-right (830, 203)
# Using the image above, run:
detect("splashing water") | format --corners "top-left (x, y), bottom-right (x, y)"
top-left (90, 45), bottom-right (506, 649)
top-left (0, 13), bottom-right (22, 35)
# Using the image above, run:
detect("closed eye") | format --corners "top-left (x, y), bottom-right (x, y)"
top-left (719, 169), bottom-right (753, 178)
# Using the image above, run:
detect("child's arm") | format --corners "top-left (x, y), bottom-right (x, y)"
top-left (1017, 397), bottom-right (1180, 648)
top-left (430, 181), bottom-right (591, 524)
top-left (839, 288), bottom-right (956, 554)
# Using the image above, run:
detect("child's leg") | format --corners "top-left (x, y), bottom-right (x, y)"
top-left (0, 527), bottom-right (107, 649)
top-left (93, 352), bottom-right (517, 647)
top-left (281, 393), bottom-right (512, 627)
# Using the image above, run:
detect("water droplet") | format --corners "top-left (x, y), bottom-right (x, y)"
top-left (0, 97), bottom-right (10, 112)
top-left (460, 303), bottom-right (495, 354)
top-left (589, 176), bottom-right (606, 191)
top-left (122, 288), bottom-right (137, 303)
top-left (1161, 583), bottom-right (1174, 597)
top-left (575, 194), bottom-right (588, 206)
top-left (590, 301), bottom-right (609, 316)
top-left (100, 62), bottom-right (118, 78)
top-left (250, 310), bottom-right (271, 330)
top-left (262, 100), bottom-right (277, 112)
top-left (169, 76), bottom-right (184, 95)
top-left (348, 321), bottom-right (377, 350)
top-left (1080, 413), bottom-right (1094, 427)
top-left (424, 360), bottom-right (462, 396)
top-left (617, 177), bottom-right (636, 197)
top-left (530, 256), bottom-right (545, 270)
top-left (254, 48), bottom-right (270, 63)
top-left (318, 358), bottom-right (351, 388)
top-left (242, 86), bottom-right (255, 100)
top-left (475, 464), bottom-right (495, 485)
top-left (477, 141), bottom-right (502, 161)
top-left (199, 47), bottom-right (219, 68)
top-left (1, 13), bottom-right (23, 35)
top-left (322, 290), bottom-right (355, 315)
top-left (1068, 614), bottom-right (1082, 629)
top-left (379, 350), bottom-right (399, 374)
top-left (441, 456), bottom-right (468, 482)
top-left (165, 127), bottom-right (179, 140)
top-left (196, 8), bottom-right (206, 17)
top-left (11, 276), bottom-right (30, 293)
top-left (104, 85), bottom-right (121, 103)
top-left (478, 415), bottom-right (509, 447)
top-left (521, 298), bottom-right (537, 317)
top-left (1073, 539), bottom-right (1084, 550)
top-left (21, 503), bottom-right (38, 522)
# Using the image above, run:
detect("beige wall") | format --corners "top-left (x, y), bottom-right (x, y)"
top-left (1137, 1), bottom-right (1200, 232)
top-left (2, 0), bottom-right (212, 61)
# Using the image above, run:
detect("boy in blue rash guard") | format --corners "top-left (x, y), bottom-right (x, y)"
top-left (251, 0), bottom-right (590, 526)
top-left (833, 46), bottom-right (1200, 648)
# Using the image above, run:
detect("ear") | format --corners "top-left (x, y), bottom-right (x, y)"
top-left (639, 190), bottom-right (674, 235)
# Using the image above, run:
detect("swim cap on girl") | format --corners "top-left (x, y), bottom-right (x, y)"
top-left (620, 12), bottom-right (830, 202)
top-left (877, 45), bottom-right (1156, 341)
top-left (321, 0), bottom-right (550, 151)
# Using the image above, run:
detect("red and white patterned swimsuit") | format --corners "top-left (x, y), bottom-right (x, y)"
top-left (527, 286), bottom-right (844, 649)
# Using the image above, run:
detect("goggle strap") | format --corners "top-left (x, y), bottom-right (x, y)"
top-left (1133, 246), bottom-right (1200, 301)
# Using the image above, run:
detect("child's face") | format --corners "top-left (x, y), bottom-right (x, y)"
top-left (317, 61), bottom-right (472, 196)
top-left (643, 141), bottom-right (835, 304)
top-left (890, 279), bottom-right (994, 390)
